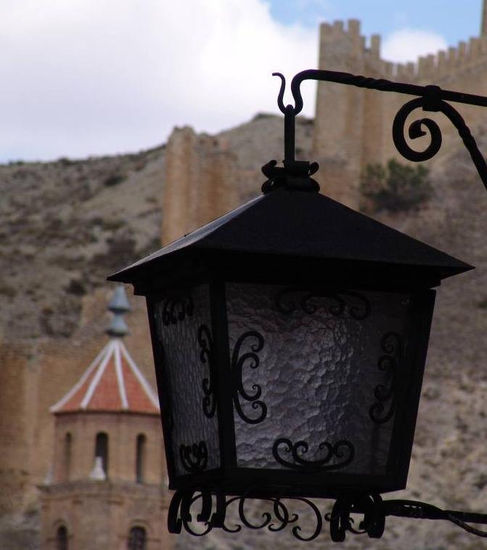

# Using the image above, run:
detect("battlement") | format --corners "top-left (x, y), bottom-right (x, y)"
top-left (314, 10), bottom-right (487, 209)
top-left (319, 18), bottom-right (487, 83)
top-left (389, 36), bottom-right (487, 82)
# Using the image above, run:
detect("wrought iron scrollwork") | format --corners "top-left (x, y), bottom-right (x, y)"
top-left (392, 94), bottom-right (442, 162)
top-left (327, 494), bottom-right (386, 542)
top-left (326, 495), bottom-right (487, 541)
top-left (179, 441), bottom-right (208, 473)
top-left (231, 331), bottom-right (267, 424)
top-left (162, 293), bottom-right (194, 325)
top-left (275, 288), bottom-right (370, 320)
top-left (369, 332), bottom-right (402, 424)
top-left (168, 489), bottom-right (487, 541)
top-left (270, 69), bottom-right (487, 193)
top-left (197, 324), bottom-right (217, 418)
top-left (392, 90), bottom-right (487, 186)
top-left (272, 438), bottom-right (355, 472)
top-left (168, 490), bottom-right (323, 541)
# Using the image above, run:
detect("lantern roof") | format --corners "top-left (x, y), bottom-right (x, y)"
top-left (50, 286), bottom-right (159, 415)
top-left (109, 188), bottom-right (471, 287)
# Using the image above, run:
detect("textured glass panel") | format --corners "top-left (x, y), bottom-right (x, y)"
top-left (152, 285), bottom-right (220, 476)
top-left (226, 283), bottom-right (411, 476)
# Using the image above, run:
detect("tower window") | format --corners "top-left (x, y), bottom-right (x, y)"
top-left (95, 432), bottom-right (109, 476)
top-left (56, 525), bottom-right (68, 550)
top-left (63, 433), bottom-right (72, 481)
top-left (127, 526), bottom-right (146, 550)
top-left (135, 434), bottom-right (146, 483)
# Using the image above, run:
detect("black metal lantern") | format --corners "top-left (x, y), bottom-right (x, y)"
top-left (109, 70), bottom-right (487, 541)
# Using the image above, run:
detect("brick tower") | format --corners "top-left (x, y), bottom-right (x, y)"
top-left (39, 287), bottom-right (170, 550)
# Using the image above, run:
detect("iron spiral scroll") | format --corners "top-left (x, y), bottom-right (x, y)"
top-left (272, 438), bottom-right (355, 472)
top-left (231, 330), bottom-right (267, 424)
top-left (270, 69), bottom-right (487, 191)
top-left (197, 324), bottom-right (217, 419)
top-left (369, 331), bottom-right (403, 424)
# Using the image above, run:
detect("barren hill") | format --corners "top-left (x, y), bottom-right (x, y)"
top-left (0, 147), bottom-right (165, 340)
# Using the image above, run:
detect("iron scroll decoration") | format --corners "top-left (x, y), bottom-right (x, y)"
top-left (197, 324), bottom-right (217, 419)
top-left (369, 331), bottom-right (402, 424)
top-left (230, 330), bottom-right (267, 424)
top-left (267, 69), bottom-right (487, 191)
top-left (167, 490), bottom-right (487, 540)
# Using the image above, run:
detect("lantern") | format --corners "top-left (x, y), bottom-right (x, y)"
top-left (107, 65), bottom-right (487, 540)
top-left (108, 159), bottom-right (470, 537)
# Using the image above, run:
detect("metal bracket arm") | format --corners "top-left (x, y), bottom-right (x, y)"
top-left (273, 69), bottom-right (487, 192)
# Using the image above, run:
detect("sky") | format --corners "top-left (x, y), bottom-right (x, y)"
top-left (0, 0), bottom-right (483, 162)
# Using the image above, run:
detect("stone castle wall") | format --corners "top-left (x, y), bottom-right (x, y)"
top-left (314, 19), bottom-right (487, 207)
top-left (162, 127), bottom-right (239, 244)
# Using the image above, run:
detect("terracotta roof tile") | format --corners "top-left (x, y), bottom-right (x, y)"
top-left (50, 339), bottom-right (159, 415)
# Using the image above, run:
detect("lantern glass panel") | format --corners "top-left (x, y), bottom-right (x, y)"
top-left (226, 283), bottom-right (412, 476)
top-left (152, 284), bottom-right (220, 476)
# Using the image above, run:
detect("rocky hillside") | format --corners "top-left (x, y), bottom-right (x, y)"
top-left (0, 113), bottom-right (313, 342)
top-left (0, 147), bottom-right (165, 340)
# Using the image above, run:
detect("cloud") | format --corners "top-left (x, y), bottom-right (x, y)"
top-left (382, 29), bottom-right (447, 63)
top-left (0, 0), bottom-right (318, 161)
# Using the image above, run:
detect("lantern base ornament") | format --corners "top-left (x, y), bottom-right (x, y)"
top-left (167, 489), bottom-right (487, 542)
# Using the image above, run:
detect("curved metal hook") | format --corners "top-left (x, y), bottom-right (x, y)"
top-left (272, 72), bottom-right (287, 114)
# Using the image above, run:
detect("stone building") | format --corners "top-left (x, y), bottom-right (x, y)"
top-left (39, 287), bottom-right (170, 550)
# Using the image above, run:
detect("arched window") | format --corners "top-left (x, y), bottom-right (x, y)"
top-left (56, 525), bottom-right (68, 550)
top-left (63, 433), bottom-right (72, 480)
top-left (95, 432), bottom-right (109, 476)
top-left (127, 526), bottom-right (146, 550)
top-left (135, 434), bottom-right (146, 483)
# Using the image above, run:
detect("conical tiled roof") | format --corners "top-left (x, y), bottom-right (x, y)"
top-left (50, 287), bottom-right (159, 415)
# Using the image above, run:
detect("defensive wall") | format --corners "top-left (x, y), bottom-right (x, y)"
top-left (314, 19), bottom-right (487, 206)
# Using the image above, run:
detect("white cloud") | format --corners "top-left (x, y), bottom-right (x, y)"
top-left (382, 29), bottom-right (447, 63)
top-left (0, 0), bottom-right (318, 161)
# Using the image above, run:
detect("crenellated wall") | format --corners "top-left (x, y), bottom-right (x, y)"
top-left (313, 19), bottom-right (487, 208)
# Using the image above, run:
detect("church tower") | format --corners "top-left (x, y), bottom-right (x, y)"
top-left (39, 287), bottom-right (171, 550)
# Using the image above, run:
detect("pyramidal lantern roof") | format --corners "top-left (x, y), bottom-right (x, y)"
top-left (109, 188), bottom-right (472, 290)
top-left (50, 286), bottom-right (159, 415)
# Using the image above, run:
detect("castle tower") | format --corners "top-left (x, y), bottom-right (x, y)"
top-left (162, 126), bottom-right (239, 244)
top-left (312, 20), bottom-right (386, 208)
top-left (39, 287), bottom-right (170, 550)
top-left (313, 9), bottom-right (487, 209)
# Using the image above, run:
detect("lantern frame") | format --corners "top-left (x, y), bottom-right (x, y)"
top-left (144, 283), bottom-right (438, 501)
